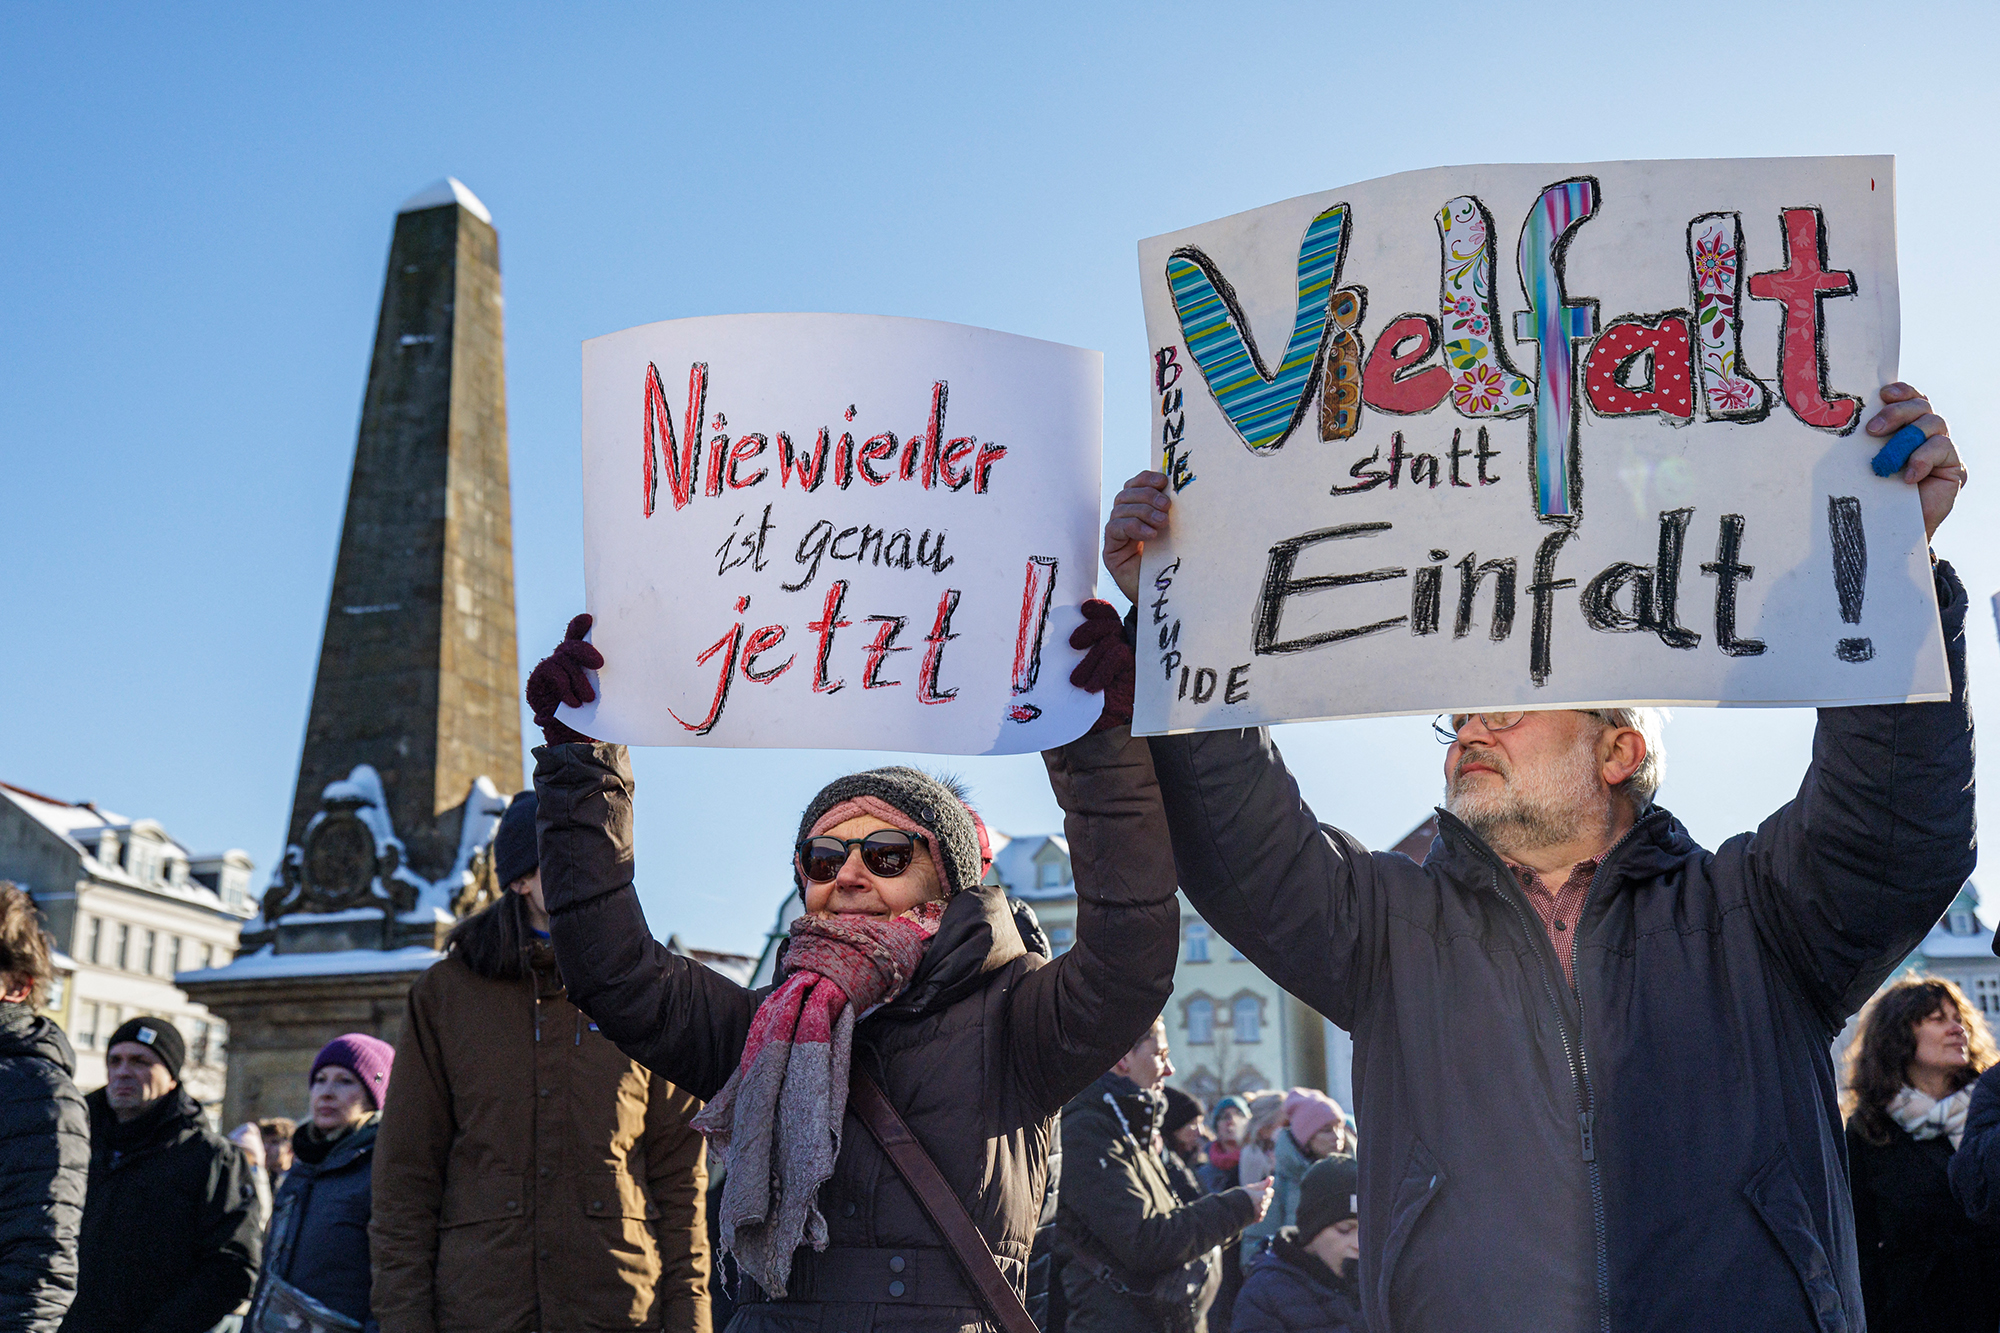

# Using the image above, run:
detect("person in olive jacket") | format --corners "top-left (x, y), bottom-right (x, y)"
top-left (1099, 381), bottom-right (1976, 1333)
top-left (63, 1017), bottom-right (261, 1333)
top-left (0, 883), bottom-right (88, 1333)
top-left (1057, 1018), bottom-right (1268, 1333)
top-left (525, 605), bottom-right (1178, 1333)
top-left (370, 791), bottom-right (711, 1333)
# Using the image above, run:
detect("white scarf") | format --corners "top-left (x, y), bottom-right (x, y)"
top-left (1886, 1084), bottom-right (1973, 1149)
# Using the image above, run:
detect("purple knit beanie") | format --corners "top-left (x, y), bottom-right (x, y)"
top-left (311, 1033), bottom-right (395, 1110)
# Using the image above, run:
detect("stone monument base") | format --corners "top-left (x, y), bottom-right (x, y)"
top-left (180, 951), bottom-right (439, 1128)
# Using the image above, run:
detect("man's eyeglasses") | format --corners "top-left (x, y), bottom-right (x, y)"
top-left (1432, 710), bottom-right (1609, 743)
top-left (796, 830), bottom-right (921, 882)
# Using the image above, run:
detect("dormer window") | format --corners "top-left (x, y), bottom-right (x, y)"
top-left (1952, 911), bottom-right (1976, 936)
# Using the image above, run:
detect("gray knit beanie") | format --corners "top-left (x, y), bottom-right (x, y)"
top-left (794, 767), bottom-right (983, 900)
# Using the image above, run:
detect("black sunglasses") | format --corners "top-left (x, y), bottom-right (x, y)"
top-left (797, 830), bottom-right (921, 883)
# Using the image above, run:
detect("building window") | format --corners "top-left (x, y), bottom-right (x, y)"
top-left (85, 916), bottom-right (101, 965)
top-left (115, 924), bottom-right (131, 972)
top-left (167, 936), bottom-right (182, 977)
top-left (1037, 860), bottom-right (1063, 889)
top-left (45, 973), bottom-right (66, 1012)
top-left (142, 930), bottom-right (157, 976)
top-left (1048, 927), bottom-right (1074, 957)
top-left (76, 1002), bottom-right (99, 1050)
top-left (1976, 976), bottom-right (2000, 1017)
top-left (1951, 911), bottom-right (1976, 936)
top-left (192, 1021), bottom-right (211, 1065)
top-left (1186, 997), bottom-right (1215, 1044)
top-left (1186, 922), bottom-right (1210, 963)
top-left (200, 943), bottom-right (214, 970)
top-left (1232, 996), bottom-right (1262, 1044)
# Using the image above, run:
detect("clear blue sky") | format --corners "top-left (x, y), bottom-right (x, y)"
top-left (5, 2), bottom-right (1998, 955)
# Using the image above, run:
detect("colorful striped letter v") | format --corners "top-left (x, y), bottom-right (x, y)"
top-left (1166, 204), bottom-right (1350, 454)
top-left (1513, 180), bottom-right (1600, 517)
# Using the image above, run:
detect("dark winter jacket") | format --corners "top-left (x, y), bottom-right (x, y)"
top-left (258, 1117), bottom-right (381, 1330)
top-left (63, 1085), bottom-right (261, 1333)
top-left (1056, 1072), bottom-right (1259, 1333)
top-left (535, 727), bottom-right (1181, 1333)
top-left (1145, 562), bottom-right (1977, 1333)
top-left (1847, 1116), bottom-right (2000, 1333)
top-left (1948, 1062), bottom-right (2000, 1223)
top-left (0, 1005), bottom-right (88, 1333)
top-left (1230, 1232), bottom-right (1361, 1333)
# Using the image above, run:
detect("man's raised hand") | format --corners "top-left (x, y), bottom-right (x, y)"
top-left (1867, 382), bottom-right (1966, 541)
top-left (1104, 470), bottom-right (1172, 603)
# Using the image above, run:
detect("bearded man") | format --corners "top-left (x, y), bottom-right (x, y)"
top-left (1096, 386), bottom-right (1974, 1333)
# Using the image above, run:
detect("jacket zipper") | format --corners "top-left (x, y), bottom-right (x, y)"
top-left (1465, 810), bottom-right (1660, 1333)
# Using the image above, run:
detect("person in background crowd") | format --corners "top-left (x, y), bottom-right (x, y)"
top-left (1099, 381), bottom-right (1973, 1333)
top-left (526, 610), bottom-right (1180, 1333)
top-left (1231, 1156), bottom-right (1363, 1333)
top-left (1845, 977), bottom-right (2000, 1333)
top-left (0, 882), bottom-right (88, 1333)
top-left (258, 1118), bottom-right (296, 1198)
top-left (1199, 1097), bottom-right (1248, 1195)
top-left (1234, 1094), bottom-right (1285, 1211)
top-left (1161, 1087), bottom-right (1211, 1205)
top-left (227, 1124), bottom-right (273, 1232)
top-left (1057, 1017), bottom-right (1271, 1333)
top-left (1242, 1092), bottom-right (1346, 1263)
top-left (62, 1017), bottom-right (260, 1333)
top-left (371, 791), bottom-right (712, 1333)
top-left (251, 1034), bottom-right (393, 1332)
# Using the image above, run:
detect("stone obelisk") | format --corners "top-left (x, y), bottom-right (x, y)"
top-left (183, 179), bottom-right (522, 1126)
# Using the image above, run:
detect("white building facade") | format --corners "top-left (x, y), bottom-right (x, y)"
top-left (0, 780), bottom-right (255, 1109)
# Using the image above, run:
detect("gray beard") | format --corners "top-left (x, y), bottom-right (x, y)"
top-left (1445, 733), bottom-right (1609, 857)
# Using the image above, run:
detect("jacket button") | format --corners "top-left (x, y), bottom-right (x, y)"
top-left (842, 1202), bottom-right (856, 1218)
top-left (888, 1281), bottom-right (906, 1298)
top-left (506, 1200), bottom-right (519, 1210)
top-left (888, 1256), bottom-right (905, 1273)
top-left (539, 1167), bottom-right (552, 1178)
top-left (590, 1200), bottom-right (604, 1212)
top-left (539, 1088), bottom-right (551, 1098)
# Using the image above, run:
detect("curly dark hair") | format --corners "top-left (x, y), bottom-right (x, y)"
top-left (1844, 976), bottom-right (1997, 1145)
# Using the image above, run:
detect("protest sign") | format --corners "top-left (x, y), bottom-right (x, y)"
top-left (561, 314), bottom-right (1102, 754)
top-left (1133, 155), bottom-right (1949, 735)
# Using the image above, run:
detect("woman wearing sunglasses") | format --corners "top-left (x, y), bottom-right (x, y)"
top-left (519, 604), bottom-right (1223, 1333)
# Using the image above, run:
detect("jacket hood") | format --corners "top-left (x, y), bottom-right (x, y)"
top-left (0, 1005), bottom-right (76, 1074)
top-left (873, 880), bottom-right (1027, 1020)
top-left (1263, 1230), bottom-right (1356, 1295)
top-left (1428, 803), bottom-right (1699, 891)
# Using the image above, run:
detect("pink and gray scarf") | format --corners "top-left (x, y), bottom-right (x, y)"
top-left (691, 900), bottom-right (946, 1296)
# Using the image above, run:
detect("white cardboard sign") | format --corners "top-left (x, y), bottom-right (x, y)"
top-left (1134, 156), bottom-right (1949, 735)
top-left (565, 314), bottom-right (1102, 754)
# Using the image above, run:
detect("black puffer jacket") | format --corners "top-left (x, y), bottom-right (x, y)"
top-left (1144, 562), bottom-right (1976, 1333)
top-left (62, 1086), bottom-right (262, 1333)
top-left (1056, 1072), bottom-right (1259, 1333)
top-left (1230, 1232), bottom-right (1361, 1333)
top-left (258, 1117), bottom-right (380, 1330)
top-left (0, 1005), bottom-right (88, 1333)
top-left (536, 728), bottom-right (1180, 1333)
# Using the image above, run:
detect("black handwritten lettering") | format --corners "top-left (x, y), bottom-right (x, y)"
top-left (1453, 555), bottom-right (1518, 641)
top-left (1224, 664), bottom-right (1251, 705)
top-left (1700, 514), bottom-right (1766, 656)
top-left (1253, 524), bottom-right (1409, 654)
top-left (861, 615), bottom-right (910, 688)
top-left (1528, 527), bottom-right (1578, 687)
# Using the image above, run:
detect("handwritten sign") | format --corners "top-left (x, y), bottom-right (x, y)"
top-left (1133, 156), bottom-right (1950, 734)
top-left (562, 314), bottom-right (1102, 754)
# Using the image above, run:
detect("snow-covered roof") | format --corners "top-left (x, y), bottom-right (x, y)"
top-left (178, 945), bottom-right (443, 983)
top-left (399, 177), bottom-right (491, 224)
top-left (0, 781), bottom-right (248, 914)
top-left (990, 833), bottom-right (1072, 900)
top-left (1913, 882), bottom-right (1993, 960)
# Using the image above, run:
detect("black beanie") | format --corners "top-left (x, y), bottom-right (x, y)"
top-left (1296, 1153), bottom-right (1359, 1241)
top-left (494, 791), bottom-right (539, 890)
top-left (794, 767), bottom-right (983, 900)
top-left (1161, 1085), bottom-right (1206, 1140)
top-left (107, 1016), bottom-right (185, 1082)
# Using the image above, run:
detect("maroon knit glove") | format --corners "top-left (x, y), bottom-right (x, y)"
top-left (525, 613), bottom-right (603, 745)
top-left (1069, 599), bottom-right (1134, 732)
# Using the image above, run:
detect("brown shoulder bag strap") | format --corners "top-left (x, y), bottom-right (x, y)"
top-left (848, 1069), bottom-right (1042, 1333)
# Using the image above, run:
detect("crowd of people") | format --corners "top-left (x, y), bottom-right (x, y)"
top-left (0, 380), bottom-right (1988, 1332)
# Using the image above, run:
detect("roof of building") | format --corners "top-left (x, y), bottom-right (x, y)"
top-left (0, 780), bottom-right (250, 914)
top-left (1913, 882), bottom-right (1994, 960)
top-left (398, 177), bottom-right (491, 223)
top-left (990, 833), bottom-right (1072, 900)
top-left (177, 945), bottom-right (444, 982)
